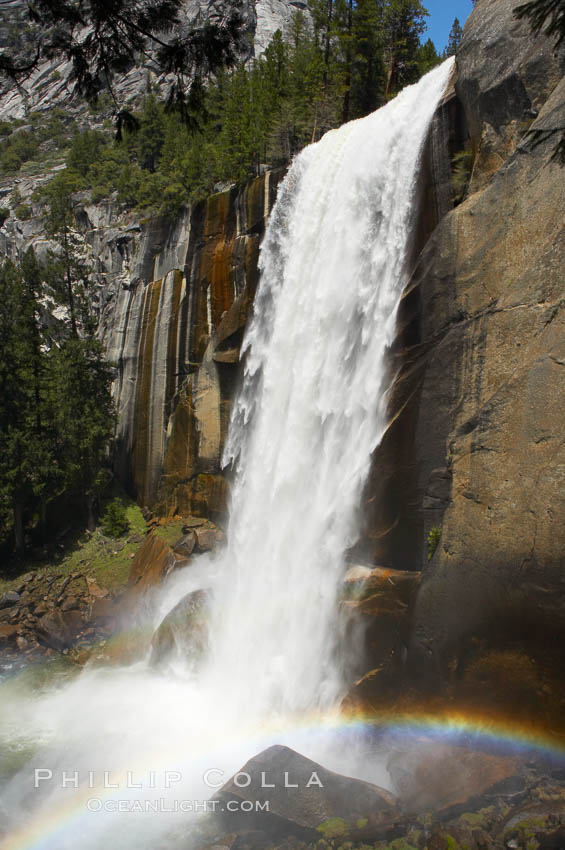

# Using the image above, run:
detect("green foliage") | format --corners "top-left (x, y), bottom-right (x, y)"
top-left (417, 38), bottom-right (442, 76)
top-left (66, 130), bottom-right (107, 177)
top-left (0, 128), bottom-right (39, 176)
top-left (14, 203), bottom-right (32, 220)
top-left (45, 337), bottom-right (116, 524)
top-left (382, 0), bottom-right (429, 97)
top-left (100, 498), bottom-right (130, 538)
top-left (317, 818), bottom-right (350, 839)
top-left (33, 2), bottom-right (438, 215)
top-left (452, 147), bottom-right (474, 204)
top-left (0, 253), bottom-right (115, 554)
top-left (427, 526), bottom-right (442, 560)
top-left (41, 170), bottom-right (91, 337)
top-left (0, 111), bottom-right (76, 177)
top-left (0, 207), bottom-right (9, 227)
top-left (445, 18), bottom-right (463, 57)
top-left (390, 840), bottom-right (419, 850)
top-left (0, 255), bottom-right (50, 554)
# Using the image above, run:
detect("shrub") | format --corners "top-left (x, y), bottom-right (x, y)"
top-left (316, 818), bottom-right (350, 840)
top-left (427, 526), bottom-right (442, 561)
top-left (100, 499), bottom-right (129, 538)
top-left (452, 148), bottom-right (474, 205)
top-left (14, 203), bottom-right (32, 220)
top-left (0, 208), bottom-right (9, 227)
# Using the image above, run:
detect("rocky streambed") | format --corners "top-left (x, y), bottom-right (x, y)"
top-left (0, 513), bottom-right (224, 675)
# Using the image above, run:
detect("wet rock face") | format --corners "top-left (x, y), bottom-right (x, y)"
top-left (150, 588), bottom-right (210, 668)
top-left (388, 744), bottom-right (521, 816)
top-left (98, 171), bottom-right (283, 516)
top-left (408, 84), bottom-right (565, 704)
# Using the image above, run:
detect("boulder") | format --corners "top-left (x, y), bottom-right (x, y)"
top-left (173, 531), bottom-right (197, 558)
top-left (85, 577), bottom-right (109, 599)
top-left (150, 589), bottom-right (210, 667)
top-left (128, 533), bottom-right (178, 593)
top-left (36, 610), bottom-right (74, 651)
top-left (0, 591), bottom-right (20, 609)
top-left (0, 624), bottom-right (19, 643)
top-left (214, 745), bottom-right (397, 840)
top-left (87, 598), bottom-right (116, 625)
top-left (195, 527), bottom-right (218, 552)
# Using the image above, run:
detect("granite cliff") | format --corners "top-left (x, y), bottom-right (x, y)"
top-left (352, 0), bottom-right (565, 730)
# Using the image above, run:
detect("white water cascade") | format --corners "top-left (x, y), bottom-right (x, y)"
top-left (0, 59), bottom-right (453, 850)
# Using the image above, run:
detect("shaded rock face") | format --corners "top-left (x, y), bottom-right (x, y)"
top-left (214, 745), bottom-right (396, 840)
top-left (353, 0), bottom-right (565, 726)
top-left (342, 565), bottom-right (421, 698)
top-left (99, 172), bottom-right (282, 515)
top-left (455, 0), bottom-right (565, 191)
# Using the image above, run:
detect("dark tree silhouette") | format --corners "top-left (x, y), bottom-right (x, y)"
top-left (0, 0), bottom-right (246, 124)
top-left (445, 18), bottom-right (463, 57)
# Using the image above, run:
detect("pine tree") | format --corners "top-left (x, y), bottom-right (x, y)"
top-left (446, 18), bottom-right (463, 57)
top-left (130, 94), bottom-right (166, 173)
top-left (383, 0), bottom-right (428, 98)
top-left (0, 258), bottom-right (53, 554)
top-left (349, 0), bottom-right (387, 119)
top-left (46, 338), bottom-right (116, 531)
top-left (417, 37), bottom-right (441, 75)
top-left (67, 131), bottom-right (107, 177)
top-left (43, 171), bottom-right (91, 337)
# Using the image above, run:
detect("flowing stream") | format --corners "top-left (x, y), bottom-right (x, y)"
top-left (0, 59), bottom-right (453, 850)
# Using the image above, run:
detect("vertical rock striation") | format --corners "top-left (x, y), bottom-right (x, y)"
top-left (100, 173), bottom-right (283, 516)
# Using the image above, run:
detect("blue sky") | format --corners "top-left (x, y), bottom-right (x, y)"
top-left (421, 0), bottom-right (475, 52)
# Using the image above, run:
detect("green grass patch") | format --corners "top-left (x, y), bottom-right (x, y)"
top-left (151, 520), bottom-right (190, 547)
top-left (0, 498), bottom-right (147, 594)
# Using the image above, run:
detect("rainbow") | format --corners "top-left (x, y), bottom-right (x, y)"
top-left (2, 701), bottom-right (565, 850)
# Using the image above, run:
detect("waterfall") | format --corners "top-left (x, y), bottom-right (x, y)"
top-left (205, 57), bottom-right (455, 722)
top-left (0, 59), bottom-right (453, 850)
